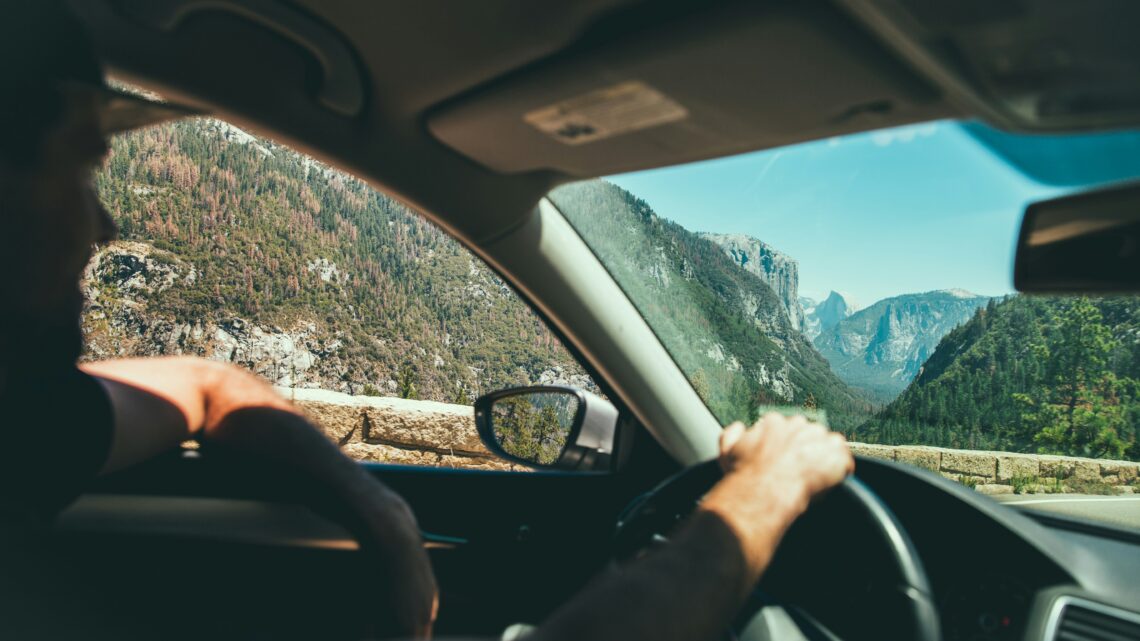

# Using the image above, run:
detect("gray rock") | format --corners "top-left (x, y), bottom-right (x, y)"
top-left (801, 291), bottom-right (858, 340)
top-left (702, 233), bottom-right (804, 332)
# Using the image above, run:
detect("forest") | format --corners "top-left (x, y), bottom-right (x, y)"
top-left (92, 118), bottom-right (589, 401)
top-left (860, 296), bottom-right (1140, 461)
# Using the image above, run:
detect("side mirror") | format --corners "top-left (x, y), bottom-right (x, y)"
top-left (1015, 181), bottom-right (1140, 293)
top-left (474, 386), bottom-right (619, 471)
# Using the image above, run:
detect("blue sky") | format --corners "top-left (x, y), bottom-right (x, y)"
top-left (608, 120), bottom-right (1061, 306)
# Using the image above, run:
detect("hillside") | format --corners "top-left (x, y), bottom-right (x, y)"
top-left (86, 118), bottom-right (591, 402)
top-left (814, 290), bottom-right (992, 403)
top-left (548, 181), bottom-right (871, 430)
top-left (859, 296), bottom-right (1140, 460)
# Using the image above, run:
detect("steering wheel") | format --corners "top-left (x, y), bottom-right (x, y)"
top-left (613, 460), bottom-right (941, 641)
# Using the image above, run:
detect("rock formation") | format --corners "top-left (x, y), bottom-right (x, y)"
top-left (702, 233), bottom-right (804, 331)
top-left (800, 291), bottom-right (859, 340)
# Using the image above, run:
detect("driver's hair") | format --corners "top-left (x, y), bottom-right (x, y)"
top-left (1, 0), bottom-right (100, 172)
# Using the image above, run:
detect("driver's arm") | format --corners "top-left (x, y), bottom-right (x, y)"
top-left (80, 356), bottom-right (438, 639)
top-left (527, 413), bottom-right (853, 641)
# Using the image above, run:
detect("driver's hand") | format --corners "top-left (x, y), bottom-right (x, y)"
top-left (698, 413), bottom-right (855, 591)
top-left (718, 413), bottom-right (854, 506)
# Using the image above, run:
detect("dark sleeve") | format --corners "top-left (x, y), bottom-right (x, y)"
top-left (0, 367), bottom-right (114, 518)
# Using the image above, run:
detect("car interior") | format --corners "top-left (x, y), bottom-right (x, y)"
top-left (27, 0), bottom-right (1140, 639)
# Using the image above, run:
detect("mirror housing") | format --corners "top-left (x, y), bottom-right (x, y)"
top-left (474, 386), bottom-right (620, 472)
top-left (1015, 181), bottom-right (1140, 293)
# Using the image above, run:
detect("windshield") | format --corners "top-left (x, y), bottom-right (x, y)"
top-left (549, 119), bottom-right (1140, 531)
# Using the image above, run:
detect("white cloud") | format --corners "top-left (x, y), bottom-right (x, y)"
top-left (870, 121), bottom-right (941, 147)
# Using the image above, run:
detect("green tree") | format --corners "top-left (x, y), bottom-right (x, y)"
top-left (398, 361), bottom-right (419, 400)
top-left (493, 396), bottom-right (568, 465)
top-left (452, 384), bottom-right (470, 405)
top-left (1018, 299), bottom-right (1131, 458)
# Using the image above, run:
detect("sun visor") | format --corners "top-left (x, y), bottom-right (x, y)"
top-left (427, 2), bottom-right (954, 177)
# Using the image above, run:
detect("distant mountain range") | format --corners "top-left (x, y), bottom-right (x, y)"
top-left (813, 290), bottom-right (993, 404)
top-left (686, 232), bottom-right (991, 406)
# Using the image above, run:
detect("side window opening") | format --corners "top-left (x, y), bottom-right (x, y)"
top-left (87, 115), bottom-right (597, 470)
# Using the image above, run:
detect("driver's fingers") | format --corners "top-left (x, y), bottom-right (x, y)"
top-left (825, 432), bottom-right (854, 473)
top-left (719, 422), bottom-right (746, 461)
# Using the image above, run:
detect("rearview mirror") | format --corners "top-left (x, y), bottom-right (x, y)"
top-left (1015, 181), bottom-right (1140, 293)
top-left (474, 386), bottom-right (619, 471)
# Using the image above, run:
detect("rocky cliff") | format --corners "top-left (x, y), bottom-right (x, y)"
top-left (800, 291), bottom-right (859, 340)
top-left (814, 289), bottom-right (991, 403)
top-left (701, 233), bottom-right (804, 331)
top-left (84, 242), bottom-right (383, 391)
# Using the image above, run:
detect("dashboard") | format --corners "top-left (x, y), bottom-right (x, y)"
top-left (855, 458), bottom-right (1140, 641)
top-left (941, 574), bottom-right (1033, 641)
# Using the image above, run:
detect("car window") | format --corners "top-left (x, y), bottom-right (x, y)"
top-left (86, 115), bottom-right (596, 471)
top-left (550, 119), bottom-right (1140, 530)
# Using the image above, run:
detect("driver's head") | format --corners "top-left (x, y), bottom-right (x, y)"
top-left (0, 0), bottom-right (195, 370)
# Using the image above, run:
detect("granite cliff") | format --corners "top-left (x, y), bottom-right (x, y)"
top-left (800, 291), bottom-right (859, 340)
top-left (701, 233), bottom-right (804, 331)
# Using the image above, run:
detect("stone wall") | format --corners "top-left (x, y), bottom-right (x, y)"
top-left (284, 388), bottom-right (1140, 491)
top-left (849, 443), bottom-right (1140, 495)
top-left (281, 388), bottom-right (517, 471)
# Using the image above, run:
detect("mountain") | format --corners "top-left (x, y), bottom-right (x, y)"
top-left (549, 181), bottom-right (871, 430)
top-left (701, 233), bottom-right (804, 331)
top-left (85, 118), bottom-right (592, 402)
top-left (801, 291), bottom-right (859, 340)
top-left (813, 289), bottom-right (992, 404)
top-left (860, 296), bottom-right (1140, 460)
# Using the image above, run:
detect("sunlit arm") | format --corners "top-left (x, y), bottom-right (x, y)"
top-left (80, 356), bottom-right (438, 638)
top-left (527, 472), bottom-right (808, 641)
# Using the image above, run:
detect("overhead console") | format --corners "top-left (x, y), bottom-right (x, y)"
top-left (839, 0), bottom-right (1140, 133)
top-left (427, 0), bottom-right (956, 176)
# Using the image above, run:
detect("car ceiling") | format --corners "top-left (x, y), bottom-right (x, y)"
top-left (74, 0), bottom-right (1135, 245)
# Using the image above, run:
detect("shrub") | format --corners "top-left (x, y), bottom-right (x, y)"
top-left (957, 475), bottom-right (979, 490)
top-left (1011, 474), bottom-right (1040, 494)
